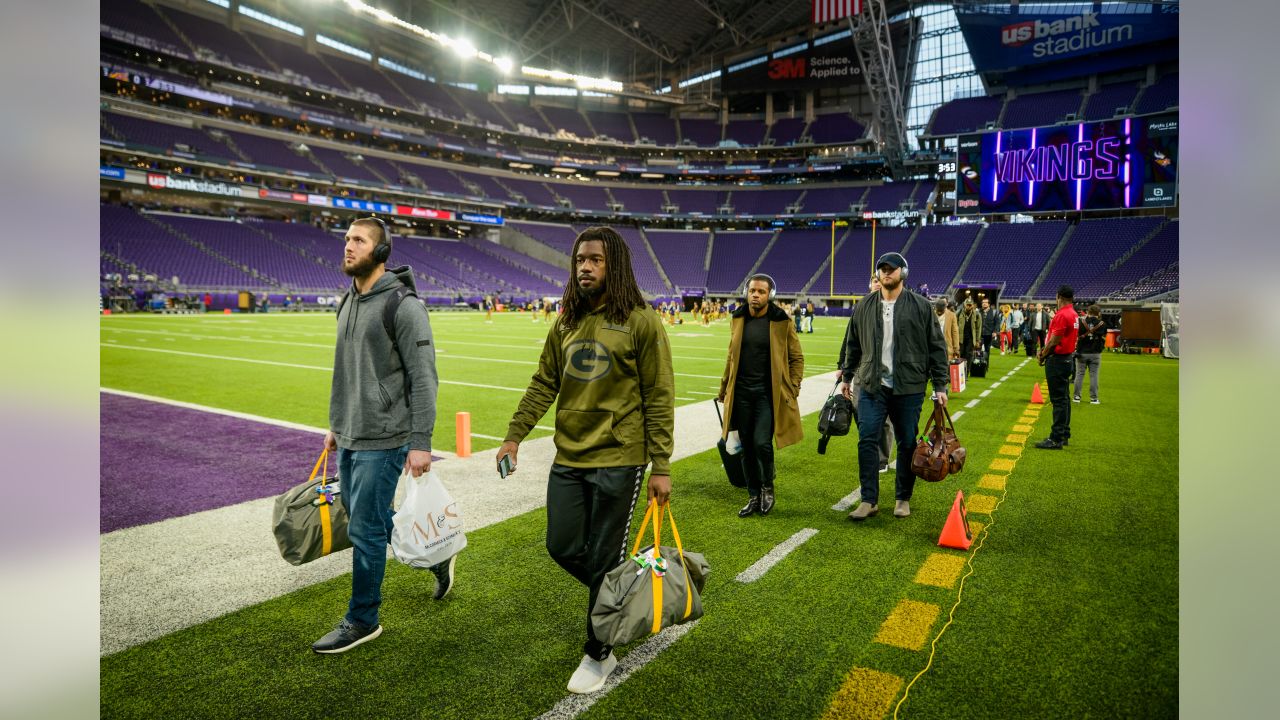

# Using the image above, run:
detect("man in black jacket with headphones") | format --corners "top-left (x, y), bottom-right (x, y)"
top-left (840, 253), bottom-right (950, 521)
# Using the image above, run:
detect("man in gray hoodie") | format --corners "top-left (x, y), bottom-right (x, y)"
top-left (312, 217), bottom-right (442, 654)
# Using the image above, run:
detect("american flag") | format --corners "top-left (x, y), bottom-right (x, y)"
top-left (812, 0), bottom-right (863, 25)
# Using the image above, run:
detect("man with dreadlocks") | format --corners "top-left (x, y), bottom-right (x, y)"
top-left (497, 226), bottom-right (675, 695)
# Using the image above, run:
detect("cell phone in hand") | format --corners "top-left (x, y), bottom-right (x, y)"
top-left (498, 454), bottom-right (513, 479)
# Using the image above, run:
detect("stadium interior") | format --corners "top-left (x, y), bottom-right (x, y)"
top-left (100, 2), bottom-right (1180, 717)
top-left (100, 0), bottom-right (1178, 313)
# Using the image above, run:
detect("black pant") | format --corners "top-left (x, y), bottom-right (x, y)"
top-left (1044, 354), bottom-right (1074, 442)
top-left (856, 386), bottom-right (925, 505)
top-left (546, 464), bottom-right (645, 660)
top-left (732, 382), bottom-right (775, 497)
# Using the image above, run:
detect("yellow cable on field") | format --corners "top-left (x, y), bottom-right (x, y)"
top-left (892, 482), bottom-right (1010, 720)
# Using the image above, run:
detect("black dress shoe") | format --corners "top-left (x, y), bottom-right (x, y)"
top-left (738, 496), bottom-right (760, 518)
top-left (1034, 438), bottom-right (1063, 449)
top-left (759, 486), bottom-right (775, 515)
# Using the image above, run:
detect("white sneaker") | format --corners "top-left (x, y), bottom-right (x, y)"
top-left (566, 653), bottom-right (617, 694)
top-left (894, 500), bottom-right (911, 518)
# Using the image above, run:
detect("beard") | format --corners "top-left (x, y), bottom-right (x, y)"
top-left (579, 280), bottom-right (604, 298)
top-left (343, 254), bottom-right (378, 278)
top-left (879, 274), bottom-right (902, 291)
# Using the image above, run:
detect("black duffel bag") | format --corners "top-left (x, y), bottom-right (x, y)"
top-left (817, 380), bottom-right (854, 454)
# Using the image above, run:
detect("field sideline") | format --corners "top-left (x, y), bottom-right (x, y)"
top-left (100, 311), bottom-right (1178, 719)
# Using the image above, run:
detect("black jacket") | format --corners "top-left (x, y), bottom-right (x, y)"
top-left (1076, 316), bottom-right (1107, 354)
top-left (981, 307), bottom-right (1001, 335)
top-left (841, 290), bottom-right (950, 395)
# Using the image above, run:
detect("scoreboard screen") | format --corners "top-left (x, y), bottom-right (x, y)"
top-left (955, 114), bottom-right (1177, 214)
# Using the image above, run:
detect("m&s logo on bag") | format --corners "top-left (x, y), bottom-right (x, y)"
top-left (411, 502), bottom-right (461, 546)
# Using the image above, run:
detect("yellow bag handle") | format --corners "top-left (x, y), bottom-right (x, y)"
top-left (664, 503), bottom-right (695, 621)
top-left (650, 500), bottom-right (663, 634)
top-left (309, 447), bottom-right (334, 556)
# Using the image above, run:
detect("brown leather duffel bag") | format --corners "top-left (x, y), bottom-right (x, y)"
top-left (910, 403), bottom-right (966, 482)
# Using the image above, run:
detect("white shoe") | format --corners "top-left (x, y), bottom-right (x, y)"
top-left (894, 500), bottom-right (911, 518)
top-left (567, 653), bottom-right (617, 694)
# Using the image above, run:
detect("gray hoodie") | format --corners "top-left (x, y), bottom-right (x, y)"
top-left (329, 266), bottom-right (438, 451)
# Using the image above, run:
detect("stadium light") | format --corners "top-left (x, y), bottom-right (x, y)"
top-left (449, 37), bottom-right (478, 60)
top-left (494, 57), bottom-right (514, 74)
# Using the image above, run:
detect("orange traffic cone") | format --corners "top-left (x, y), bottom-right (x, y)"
top-left (1030, 382), bottom-right (1045, 404)
top-left (937, 490), bottom-right (973, 550)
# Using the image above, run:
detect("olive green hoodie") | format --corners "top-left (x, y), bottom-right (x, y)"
top-left (505, 305), bottom-right (675, 474)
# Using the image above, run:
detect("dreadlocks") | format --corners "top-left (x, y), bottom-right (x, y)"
top-left (558, 226), bottom-right (646, 331)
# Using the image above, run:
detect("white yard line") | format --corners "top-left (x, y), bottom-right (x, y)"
top-left (979, 389), bottom-right (992, 398)
top-left (832, 487), bottom-right (862, 512)
top-left (734, 528), bottom-right (819, 583)
top-left (964, 399), bottom-right (981, 409)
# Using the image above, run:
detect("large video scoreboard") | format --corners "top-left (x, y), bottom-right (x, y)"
top-left (954, 114), bottom-right (1178, 214)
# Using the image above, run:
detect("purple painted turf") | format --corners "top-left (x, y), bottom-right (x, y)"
top-left (100, 393), bottom-right (328, 533)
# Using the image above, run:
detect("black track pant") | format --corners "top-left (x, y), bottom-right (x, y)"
top-left (546, 463), bottom-right (646, 660)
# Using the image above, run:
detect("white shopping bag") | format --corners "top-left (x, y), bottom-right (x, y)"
top-left (390, 470), bottom-right (467, 569)
top-left (725, 430), bottom-right (743, 456)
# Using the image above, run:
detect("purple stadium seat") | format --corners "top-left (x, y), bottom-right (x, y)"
top-left (1135, 73), bottom-right (1178, 114)
top-left (929, 96), bottom-right (1003, 136)
top-left (678, 117), bottom-right (722, 146)
top-left (645, 230), bottom-right (711, 290)
top-left (752, 228), bottom-right (833, 294)
top-left (102, 0), bottom-right (189, 51)
top-left (901, 224), bottom-right (982, 294)
top-left (246, 31), bottom-right (350, 91)
top-left (221, 129), bottom-right (327, 174)
top-left (768, 116), bottom-right (807, 146)
top-left (960, 221), bottom-right (1067, 297)
top-left (508, 221), bottom-right (577, 255)
top-left (585, 110), bottom-right (635, 143)
top-left (103, 113), bottom-right (234, 160)
top-left (632, 113), bottom-right (679, 145)
top-left (1082, 82), bottom-right (1140, 121)
top-left (807, 112), bottom-right (865, 144)
top-left (801, 187), bottom-right (867, 213)
top-left (1078, 221), bottom-right (1178, 298)
top-left (501, 102), bottom-right (554, 134)
top-left (321, 53), bottom-right (416, 109)
top-left (724, 119), bottom-right (767, 147)
top-left (1036, 217), bottom-right (1164, 298)
top-left (101, 205), bottom-right (263, 288)
top-left (1001, 88), bottom-right (1084, 130)
top-left (707, 231), bottom-right (774, 293)
top-left (666, 189), bottom-right (719, 215)
top-left (610, 187), bottom-right (667, 214)
top-left (158, 6), bottom-right (273, 71)
top-left (539, 105), bottom-right (594, 139)
top-left (829, 227), bottom-right (912, 295)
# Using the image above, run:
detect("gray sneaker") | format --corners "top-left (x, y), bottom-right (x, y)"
top-left (894, 500), bottom-right (911, 518)
top-left (312, 619), bottom-right (382, 654)
top-left (430, 555), bottom-right (456, 600)
top-left (848, 502), bottom-right (879, 521)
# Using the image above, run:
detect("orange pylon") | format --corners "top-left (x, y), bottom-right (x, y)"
top-left (937, 490), bottom-right (973, 550)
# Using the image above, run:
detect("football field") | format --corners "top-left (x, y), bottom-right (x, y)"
top-left (99, 311), bottom-right (1178, 719)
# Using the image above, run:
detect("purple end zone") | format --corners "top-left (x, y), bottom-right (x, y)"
top-left (100, 393), bottom-right (329, 533)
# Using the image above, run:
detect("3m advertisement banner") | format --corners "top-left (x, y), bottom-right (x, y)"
top-left (955, 114), bottom-right (1178, 215)
top-left (956, 6), bottom-right (1178, 72)
top-left (722, 41), bottom-right (862, 91)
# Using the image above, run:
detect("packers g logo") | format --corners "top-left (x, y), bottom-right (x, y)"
top-left (565, 340), bottom-right (612, 382)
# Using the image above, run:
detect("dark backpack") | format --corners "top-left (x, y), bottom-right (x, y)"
top-left (817, 381), bottom-right (854, 454)
top-left (336, 282), bottom-right (418, 350)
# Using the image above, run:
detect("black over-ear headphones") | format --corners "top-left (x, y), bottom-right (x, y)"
top-left (745, 273), bottom-right (777, 300)
top-left (368, 217), bottom-right (393, 264)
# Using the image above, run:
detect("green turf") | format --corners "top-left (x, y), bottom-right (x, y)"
top-left (100, 314), bottom-right (1177, 718)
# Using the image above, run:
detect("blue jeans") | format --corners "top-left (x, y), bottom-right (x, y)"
top-left (338, 445), bottom-right (408, 628)
top-left (857, 386), bottom-right (925, 506)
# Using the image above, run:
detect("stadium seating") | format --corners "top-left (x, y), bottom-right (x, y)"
top-left (1036, 216), bottom-right (1164, 296)
top-left (307, 146), bottom-right (385, 184)
top-left (540, 105), bottom-right (594, 139)
top-left (609, 187), bottom-right (667, 215)
top-left (731, 188), bottom-right (802, 216)
top-left (1082, 82), bottom-right (1140, 121)
top-left (631, 113), bottom-right (679, 145)
top-left (585, 110), bottom-right (635, 143)
top-left (645, 230), bottom-right (711, 291)
top-left (768, 116), bottom-right (807, 146)
top-left (105, 0), bottom-right (188, 51)
top-left (678, 117), bottom-right (722, 146)
top-left (1001, 88), bottom-right (1084, 130)
top-left (502, 102), bottom-right (554, 134)
top-left (807, 112), bottom-right (865, 144)
top-left (1077, 220), bottom-right (1178, 298)
top-left (159, 214), bottom-right (340, 289)
top-left (508, 220), bottom-right (578, 254)
top-left (928, 96), bottom-right (1003, 136)
top-left (1135, 73), bottom-right (1178, 114)
top-left (101, 205), bottom-right (263, 288)
top-left (103, 113), bottom-right (235, 161)
top-left (904, 224), bottom-right (982, 293)
top-left (666, 189), bottom-right (719, 215)
top-left (862, 182), bottom-right (919, 211)
top-left (220, 129), bottom-right (326, 174)
top-left (555, 183), bottom-right (613, 213)
top-left (828, 227), bottom-right (913, 295)
top-left (753, 228), bottom-right (833, 294)
top-left (800, 186), bottom-right (866, 214)
top-left (707, 231), bottom-right (774, 293)
top-left (961, 221), bottom-right (1069, 297)
top-left (158, 5), bottom-right (274, 71)
top-left (724, 119), bottom-right (767, 147)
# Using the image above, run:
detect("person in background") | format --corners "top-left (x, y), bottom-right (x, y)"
top-left (1035, 286), bottom-right (1080, 450)
top-left (936, 297), bottom-right (960, 361)
top-left (1074, 304), bottom-right (1106, 404)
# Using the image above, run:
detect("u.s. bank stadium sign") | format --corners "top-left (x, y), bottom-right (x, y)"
top-left (146, 173), bottom-right (239, 197)
top-left (956, 8), bottom-right (1178, 71)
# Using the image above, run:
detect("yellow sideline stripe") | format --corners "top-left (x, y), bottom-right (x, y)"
top-left (978, 474), bottom-right (1007, 491)
top-left (989, 458), bottom-right (1016, 472)
top-left (967, 494), bottom-right (998, 515)
top-left (874, 600), bottom-right (941, 651)
top-left (1006, 433), bottom-right (1028, 444)
top-left (913, 554), bottom-right (967, 589)
top-left (1012, 424), bottom-right (1034, 433)
top-left (822, 667), bottom-right (904, 720)
top-left (998, 444), bottom-right (1023, 457)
